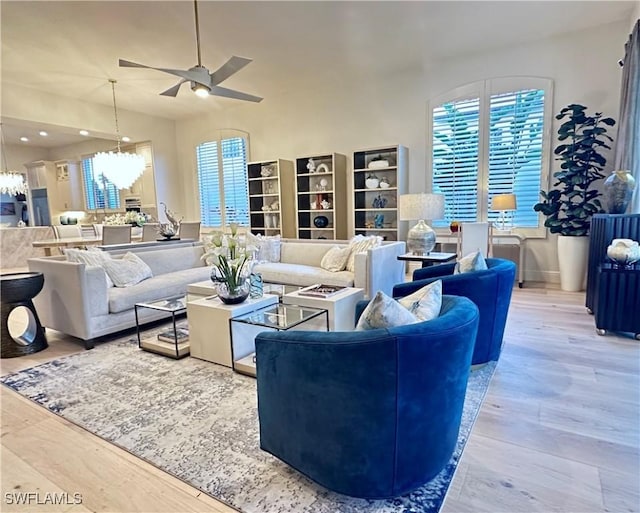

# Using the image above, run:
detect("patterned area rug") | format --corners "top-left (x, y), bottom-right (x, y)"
top-left (2, 329), bottom-right (496, 513)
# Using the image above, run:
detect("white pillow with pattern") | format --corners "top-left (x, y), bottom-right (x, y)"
top-left (356, 291), bottom-right (418, 330)
top-left (346, 235), bottom-right (382, 272)
top-left (454, 250), bottom-right (488, 274)
top-left (102, 252), bottom-right (153, 288)
top-left (320, 246), bottom-right (351, 272)
top-left (64, 248), bottom-right (115, 287)
top-left (397, 280), bottom-right (442, 321)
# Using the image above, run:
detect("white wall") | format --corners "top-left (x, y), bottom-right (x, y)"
top-left (175, 19), bottom-right (628, 284)
top-left (2, 84), bottom-right (181, 216)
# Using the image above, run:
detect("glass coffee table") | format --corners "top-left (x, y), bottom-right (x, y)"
top-left (230, 303), bottom-right (328, 377)
top-left (135, 295), bottom-right (189, 359)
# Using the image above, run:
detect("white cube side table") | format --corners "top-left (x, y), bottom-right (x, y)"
top-left (186, 280), bottom-right (216, 302)
top-left (282, 286), bottom-right (365, 331)
top-left (187, 295), bottom-right (278, 367)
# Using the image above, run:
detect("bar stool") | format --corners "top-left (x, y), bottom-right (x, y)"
top-left (1, 272), bottom-right (48, 358)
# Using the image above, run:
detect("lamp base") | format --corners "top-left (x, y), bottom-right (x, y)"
top-left (407, 219), bottom-right (436, 255)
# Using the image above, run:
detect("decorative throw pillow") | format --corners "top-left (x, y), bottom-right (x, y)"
top-left (397, 280), bottom-right (442, 321)
top-left (102, 252), bottom-right (153, 288)
top-left (356, 291), bottom-right (419, 330)
top-left (246, 233), bottom-right (281, 263)
top-left (346, 235), bottom-right (382, 273)
top-left (64, 248), bottom-right (115, 287)
top-left (454, 250), bottom-right (488, 274)
top-left (320, 246), bottom-right (351, 272)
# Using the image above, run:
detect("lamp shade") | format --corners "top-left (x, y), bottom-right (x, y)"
top-left (491, 193), bottom-right (517, 211)
top-left (398, 193), bottom-right (445, 221)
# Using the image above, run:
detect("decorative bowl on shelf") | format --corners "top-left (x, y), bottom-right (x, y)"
top-left (368, 159), bottom-right (389, 169)
top-left (313, 216), bottom-right (329, 228)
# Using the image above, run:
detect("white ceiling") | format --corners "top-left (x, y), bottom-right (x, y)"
top-left (1, 119), bottom-right (112, 148)
top-left (1, 0), bottom-right (635, 126)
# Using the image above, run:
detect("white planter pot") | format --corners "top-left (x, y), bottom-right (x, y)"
top-left (557, 235), bottom-right (589, 292)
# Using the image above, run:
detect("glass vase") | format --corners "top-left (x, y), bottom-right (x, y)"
top-left (210, 267), bottom-right (250, 305)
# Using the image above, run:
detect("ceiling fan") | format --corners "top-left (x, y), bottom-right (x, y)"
top-left (119, 0), bottom-right (262, 103)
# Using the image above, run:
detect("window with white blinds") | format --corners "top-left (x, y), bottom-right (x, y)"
top-left (82, 157), bottom-right (121, 210)
top-left (196, 136), bottom-right (249, 228)
top-left (429, 78), bottom-right (552, 236)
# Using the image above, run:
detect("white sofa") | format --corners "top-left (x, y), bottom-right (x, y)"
top-left (27, 238), bottom-right (405, 349)
top-left (27, 244), bottom-right (211, 349)
top-left (253, 238), bottom-right (406, 299)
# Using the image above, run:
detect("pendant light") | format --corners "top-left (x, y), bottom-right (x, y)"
top-left (0, 123), bottom-right (28, 196)
top-left (93, 79), bottom-right (145, 189)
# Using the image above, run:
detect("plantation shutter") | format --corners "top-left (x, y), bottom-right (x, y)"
top-left (197, 141), bottom-right (222, 227)
top-left (488, 89), bottom-right (545, 228)
top-left (196, 136), bottom-right (249, 228)
top-left (83, 157), bottom-right (120, 210)
top-left (432, 98), bottom-right (480, 227)
top-left (221, 137), bottom-right (249, 225)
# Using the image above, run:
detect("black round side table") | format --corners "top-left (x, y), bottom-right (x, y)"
top-left (1, 272), bottom-right (48, 358)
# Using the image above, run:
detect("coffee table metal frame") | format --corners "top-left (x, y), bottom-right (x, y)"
top-left (229, 302), bottom-right (329, 377)
top-left (135, 295), bottom-right (189, 359)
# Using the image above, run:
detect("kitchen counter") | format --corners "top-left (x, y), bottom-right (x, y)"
top-left (0, 226), bottom-right (54, 270)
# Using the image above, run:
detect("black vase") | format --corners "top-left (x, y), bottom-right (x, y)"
top-left (314, 215), bottom-right (329, 228)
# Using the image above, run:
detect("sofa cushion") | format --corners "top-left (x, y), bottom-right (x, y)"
top-left (246, 233), bottom-right (281, 262)
top-left (279, 242), bottom-right (336, 267)
top-left (397, 279), bottom-right (442, 321)
top-left (102, 252), bottom-right (154, 288)
top-left (320, 246), bottom-right (351, 272)
top-left (136, 245), bottom-right (206, 276)
top-left (108, 266), bottom-right (211, 313)
top-left (64, 248), bottom-right (115, 287)
top-left (346, 235), bottom-right (382, 272)
top-left (252, 262), bottom-right (354, 288)
top-left (454, 250), bottom-right (488, 274)
top-left (356, 290), bottom-right (418, 330)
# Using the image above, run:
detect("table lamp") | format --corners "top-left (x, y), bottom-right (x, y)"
top-left (399, 193), bottom-right (445, 255)
top-left (491, 193), bottom-right (517, 231)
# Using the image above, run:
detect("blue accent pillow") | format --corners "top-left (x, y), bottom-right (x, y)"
top-left (356, 291), bottom-right (418, 330)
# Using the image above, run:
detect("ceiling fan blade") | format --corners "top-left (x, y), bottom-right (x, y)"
top-left (119, 59), bottom-right (209, 85)
top-left (160, 80), bottom-right (187, 97)
top-left (209, 85), bottom-right (263, 103)
top-left (208, 56), bottom-right (253, 86)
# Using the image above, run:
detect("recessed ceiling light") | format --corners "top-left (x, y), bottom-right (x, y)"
top-left (79, 130), bottom-right (90, 136)
top-left (39, 131), bottom-right (48, 137)
top-left (20, 136), bottom-right (29, 142)
top-left (121, 136), bottom-right (131, 142)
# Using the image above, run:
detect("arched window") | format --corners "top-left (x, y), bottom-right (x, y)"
top-left (196, 130), bottom-right (250, 228)
top-left (428, 77), bottom-right (553, 237)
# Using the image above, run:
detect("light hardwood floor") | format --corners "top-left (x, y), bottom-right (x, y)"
top-left (1, 285), bottom-right (638, 513)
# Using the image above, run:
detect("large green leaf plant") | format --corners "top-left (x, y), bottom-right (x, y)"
top-left (534, 104), bottom-right (615, 236)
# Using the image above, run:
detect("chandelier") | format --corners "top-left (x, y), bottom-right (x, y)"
top-left (0, 123), bottom-right (28, 196)
top-left (93, 79), bottom-right (145, 190)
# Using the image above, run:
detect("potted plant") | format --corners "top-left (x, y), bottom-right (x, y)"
top-left (533, 104), bottom-right (615, 291)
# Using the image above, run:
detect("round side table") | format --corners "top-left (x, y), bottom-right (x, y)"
top-left (1, 272), bottom-right (48, 358)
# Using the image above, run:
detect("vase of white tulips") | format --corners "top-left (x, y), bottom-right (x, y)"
top-left (202, 223), bottom-right (255, 304)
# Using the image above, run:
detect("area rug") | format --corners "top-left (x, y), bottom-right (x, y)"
top-left (1, 330), bottom-right (496, 513)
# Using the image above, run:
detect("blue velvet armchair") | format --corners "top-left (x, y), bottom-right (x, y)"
top-left (255, 295), bottom-right (479, 499)
top-left (394, 257), bottom-right (516, 365)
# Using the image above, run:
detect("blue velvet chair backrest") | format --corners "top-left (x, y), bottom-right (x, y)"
top-left (255, 295), bottom-right (479, 499)
top-left (393, 257), bottom-right (516, 364)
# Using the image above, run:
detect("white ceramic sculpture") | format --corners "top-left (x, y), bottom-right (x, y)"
top-left (607, 238), bottom-right (640, 265)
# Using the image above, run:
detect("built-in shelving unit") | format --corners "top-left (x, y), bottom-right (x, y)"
top-left (352, 145), bottom-right (408, 241)
top-left (295, 153), bottom-right (347, 240)
top-left (247, 159), bottom-right (295, 237)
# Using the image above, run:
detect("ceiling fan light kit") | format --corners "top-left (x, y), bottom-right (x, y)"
top-left (119, 0), bottom-right (262, 103)
top-left (93, 79), bottom-right (145, 190)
